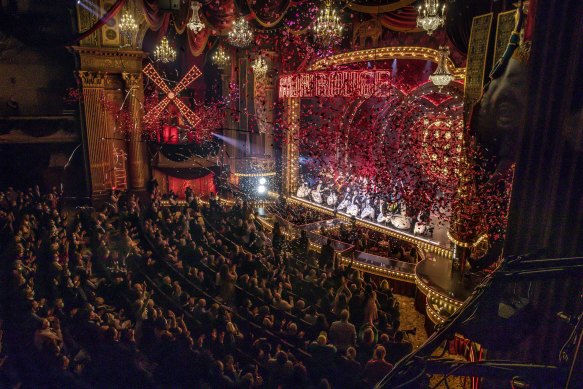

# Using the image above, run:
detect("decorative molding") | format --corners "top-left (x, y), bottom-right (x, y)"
top-left (309, 46), bottom-right (466, 79)
top-left (71, 46), bottom-right (148, 73)
top-left (77, 71), bottom-right (106, 88)
top-left (122, 72), bottom-right (143, 87)
top-left (76, 0), bottom-right (99, 47)
top-left (463, 13), bottom-right (494, 121)
top-left (494, 10), bottom-right (518, 67)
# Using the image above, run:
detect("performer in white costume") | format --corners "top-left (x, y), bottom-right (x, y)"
top-left (337, 188), bottom-right (351, 211)
top-left (376, 199), bottom-right (386, 223)
top-left (311, 182), bottom-right (323, 204)
top-left (347, 195), bottom-right (359, 217)
top-left (326, 189), bottom-right (338, 207)
top-left (360, 196), bottom-right (375, 220)
top-left (296, 180), bottom-right (311, 198)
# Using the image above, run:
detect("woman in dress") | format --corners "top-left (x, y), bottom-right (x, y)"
top-left (347, 194), bottom-right (360, 217)
top-left (376, 198), bottom-right (386, 223)
top-left (326, 188), bottom-right (338, 207)
top-left (337, 187), bottom-right (351, 211)
top-left (296, 180), bottom-right (311, 198)
top-left (360, 195), bottom-right (375, 220)
top-left (311, 182), bottom-right (323, 204)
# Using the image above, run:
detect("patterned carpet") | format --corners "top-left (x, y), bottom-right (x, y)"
top-left (395, 294), bottom-right (428, 348)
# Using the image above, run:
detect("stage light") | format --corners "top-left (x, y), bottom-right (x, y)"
top-left (257, 185), bottom-right (267, 194)
top-left (259, 177), bottom-right (267, 185)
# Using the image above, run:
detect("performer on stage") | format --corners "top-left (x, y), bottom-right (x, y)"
top-left (296, 179), bottom-right (311, 198)
top-left (361, 195), bottom-right (375, 220)
top-left (337, 187), bottom-right (351, 211)
top-left (311, 181), bottom-right (323, 204)
top-left (347, 194), bottom-right (360, 217)
top-left (326, 188), bottom-right (338, 207)
top-left (376, 198), bottom-right (386, 223)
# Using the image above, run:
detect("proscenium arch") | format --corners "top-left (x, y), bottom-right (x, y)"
top-left (308, 47), bottom-right (466, 80)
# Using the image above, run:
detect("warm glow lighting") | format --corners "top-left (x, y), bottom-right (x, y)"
top-left (228, 16), bottom-right (253, 48)
top-left (154, 37), bottom-right (177, 63)
top-left (212, 44), bottom-right (230, 68)
top-left (279, 70), bottom-right (392, 98)
top-left (312, 0), bottom-right (343, 48)
top-left (252, 56), bottom-right (269, 78)
top-left (187, 1), bottom-right (205, 34)
top-left (417, 0), bottom-right (446, 35)
top-left (430, 46), bottom-right (454, 89)
top-left (119, 8), bottom-right (138, 40)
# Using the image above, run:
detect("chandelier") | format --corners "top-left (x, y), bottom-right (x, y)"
top-left (213, 44), bottom-right (230, 68)
top-left (228, 17), bottom-right (253, 48)
top-left (187, 1), bottom-right (205, 34)
top-left (312, 0), bottom-right (343, 47)
top-left (251, 56), bottom-right (268, 78)
top-left (119, 9), bottom-right (138, 39)
top-left (417, 0), bottom-right (446, 35)
top-left (154, 37), bottom-right (177, 63)
top-left (430, 46), bottom-right (454, 89)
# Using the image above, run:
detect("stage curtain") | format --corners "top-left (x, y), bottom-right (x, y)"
top-left (379, 6), bottom-right (421, 32)
top-left (168, 173), bottom-right (216, 198)
top-left (246, 0), bottom-right (292, 28)
top-left (445, 0), bottom-right (490, 55)
top-left (74, 0), bottom-right (127, 42)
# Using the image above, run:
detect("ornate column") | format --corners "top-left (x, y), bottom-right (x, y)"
top-left (78, 71), bottom-right (112, 197)
top-left (122, 72), bottom-right (149, 190)
top-left (282, 97), bottom-right (300, 195)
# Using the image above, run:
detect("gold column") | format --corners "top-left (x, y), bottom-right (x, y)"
top-left (78, 71), bottom-right (112, 198)
top-left (282, 97), bottom-right (300, 195)
top-left (122, 72), bottom-right (149, 190)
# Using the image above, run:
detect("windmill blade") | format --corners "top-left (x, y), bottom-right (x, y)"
top-left (143, 97), bottom-right (171, 124)
top-left (173, 65), bottom-right (202, 95)
top-left (143, 63), bottom-right (172, 95)
top-left (174, 98), bottom-right (201, 127)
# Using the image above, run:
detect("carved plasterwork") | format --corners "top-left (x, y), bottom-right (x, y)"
top-left (78, 71), bottom-right (106, 88)
top-left (72, 46), bottom-right (147, 73)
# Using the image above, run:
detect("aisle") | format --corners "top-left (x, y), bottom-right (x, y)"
top-left (394, 294), bottom-right (428, 348)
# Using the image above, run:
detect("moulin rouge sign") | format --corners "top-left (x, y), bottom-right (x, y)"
top-left (278, 70), bottom-right (392, 98)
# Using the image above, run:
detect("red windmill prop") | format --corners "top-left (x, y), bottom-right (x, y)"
top-left (142, 63), bottom-right (202, 128)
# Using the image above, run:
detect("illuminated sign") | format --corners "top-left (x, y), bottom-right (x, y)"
top-left (279, 70), bottom-right (392, 98)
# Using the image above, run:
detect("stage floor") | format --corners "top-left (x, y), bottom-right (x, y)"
top-left (289, 195), bottom-right (451, 253)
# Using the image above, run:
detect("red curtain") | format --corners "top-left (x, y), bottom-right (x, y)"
top-left (168, 174), bottom-right (216, 198)
top-left (74, 0), bottom-right (127, 42)
top-left (379, 6), bottom-right (421, 32)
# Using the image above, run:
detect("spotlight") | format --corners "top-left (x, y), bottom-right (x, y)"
top-left (257, 185), bottom-right (267, 194)
top-left (259, 177), bottom-right (267, 185)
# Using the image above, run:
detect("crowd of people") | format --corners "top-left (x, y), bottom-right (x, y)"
top-left (0, 185), bottom-right (414, 388)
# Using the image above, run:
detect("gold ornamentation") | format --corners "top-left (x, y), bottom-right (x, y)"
top-left (493, 10), bottom-right (518, 66)
top-left (463, 13), bottom-right (493, 121)
top-left (308, 46), bottom-right (465, 79)
top-left (78, 71), bottom-right (106, 87)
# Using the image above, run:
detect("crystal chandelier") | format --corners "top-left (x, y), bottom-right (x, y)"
top-left (154, 37), bottom-right (177, 63)
top-left (187, 1), bottom-right (205, 34)
top-left (417, 0), bottom-right (446, 35)
top-left (251, 56), bottom-right (268, 78)
top-left (213, 44), bottom-right (230, 68)
top-left (430, 46), bottom-right (454, 89)
top-left (228, 17), bottom-right (253, 48)
top-left (119, 9), bottom-right (138, 39)
top-left (312, 0), bottom-right (343, 47)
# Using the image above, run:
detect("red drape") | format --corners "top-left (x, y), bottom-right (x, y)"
top-left (142, 0), bottom-right (234, 57)
top-left (168, 173), bottom-right (216, 198)
top-left (74, 0), bottom-right (127, 42)
top-left (379, 6), bottom-right (421, 32)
